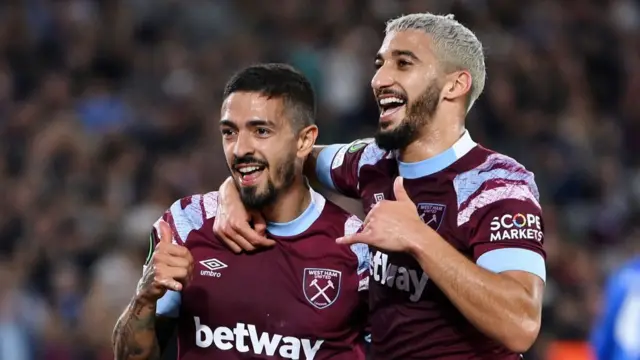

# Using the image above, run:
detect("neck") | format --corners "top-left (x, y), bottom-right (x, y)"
top-left (262, 176), bottom-right (311, 223)
top-left (399, 109), bottom-right (466, 163)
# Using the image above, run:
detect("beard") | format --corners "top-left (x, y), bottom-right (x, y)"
top-left (375, 82), bottom-right (441, 151)
top-left (236, 151), bottom-right (297, 211)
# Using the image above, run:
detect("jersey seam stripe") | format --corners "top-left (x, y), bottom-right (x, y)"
top-left (165, 210), bottom-right (184, 245)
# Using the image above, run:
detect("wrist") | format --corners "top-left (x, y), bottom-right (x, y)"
top-left (134, 294), bottom-right (159, 309)
top-left (221, 177), bottom-right (236, 195)
top-left (405, 221), bottom-right (429, 258)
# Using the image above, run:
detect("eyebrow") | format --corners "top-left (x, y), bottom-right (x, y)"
top-left (219, 119), bottom-right (277, 128)
top-left (375, 49), bottom-right (421, 62)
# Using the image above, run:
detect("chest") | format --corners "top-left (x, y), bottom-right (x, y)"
top-left (358, 168), bottom-right (463, 248)
top-left (358, 169), bottom-right (471, 304)
top-left (180, 234), bottom-right (362, 337)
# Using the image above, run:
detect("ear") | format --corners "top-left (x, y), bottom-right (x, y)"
top-left (442, 70), bottom-right (472, 103)
top-left (297, 124), bottom-right (318, 158)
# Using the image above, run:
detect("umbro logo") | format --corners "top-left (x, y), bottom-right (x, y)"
top-left (199, 258), bottom-right (227, 278)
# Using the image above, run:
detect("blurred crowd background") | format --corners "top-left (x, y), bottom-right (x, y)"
top-left (1, 0), bottom-right (639, 359)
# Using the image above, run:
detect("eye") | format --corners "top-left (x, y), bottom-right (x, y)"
top-left (397, 59), bottom-right (412, 69)
top-left (374, 59), bottom-right (383, 70)
top-left (256, 127), bottom-right (271, 136)
top-left (221, 128), bottom-right (236, 138)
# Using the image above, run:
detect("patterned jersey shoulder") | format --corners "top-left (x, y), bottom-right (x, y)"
top-left (147, 191), bottom-right (219, 250)
top-left (317, 139), bottom-right (393, 198)
top-left (451, 146), bottom-right (546, 281)
top-left (145, 192), bottom-right (219, 319)
top-left (313, 198), bottom-right (364, 237)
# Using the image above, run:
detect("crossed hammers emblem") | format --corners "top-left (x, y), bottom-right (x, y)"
top-left (420, 212), bottom-right (437, 225)
top-left (308, 278), bottom-right (335, 303)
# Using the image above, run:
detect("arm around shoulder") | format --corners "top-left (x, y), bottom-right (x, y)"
top-left (306, 140), bottom-right (375, 198)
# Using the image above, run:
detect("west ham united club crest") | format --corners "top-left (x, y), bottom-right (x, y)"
top-left (417, 203), bottom-right (446, 231)
top-left (303, 268), bottom-right (341, 309)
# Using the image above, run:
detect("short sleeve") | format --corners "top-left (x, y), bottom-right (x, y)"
top-left (315, 139), bottom-right (375, 198)
top-left (466, 198), bottom-right (546, 282)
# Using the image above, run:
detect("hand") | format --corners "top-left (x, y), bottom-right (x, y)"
top-left (337, 177), bottom-right (427, 253)
top-left (213, 177), bottom-right (275, 253)
top-left (136, 220), bottom-right (194, 303)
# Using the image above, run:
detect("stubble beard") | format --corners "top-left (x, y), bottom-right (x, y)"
top-left (375, 83), bottom-right (441, 151)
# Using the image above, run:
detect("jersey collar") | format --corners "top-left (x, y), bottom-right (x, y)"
top-left (397, 130), bottom-right (476, 179)
top-left (266, 187), bottom-right (326, 237)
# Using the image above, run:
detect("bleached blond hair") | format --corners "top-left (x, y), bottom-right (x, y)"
top-left (386, 13), bottom-right (486, 111)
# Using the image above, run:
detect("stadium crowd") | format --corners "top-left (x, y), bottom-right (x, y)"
top-left (0, 0), bottom-right (639, 359)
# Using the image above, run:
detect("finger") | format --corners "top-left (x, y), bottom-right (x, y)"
top-left (153, 252), bottom-right (191, 268)
top-left (158, 220), bottom-right (173, 244)
top-left (156, 242), bottom-right (189, 256)
top-left (336, 232), bottom-right (370, 245)
top-left (393, 176), bottom-right (411, 202)
top-left (157, 277), bottom-right (183, 292)
top-left (236, 221), bottom-right (275, 247)
top-left (225, 230), bottom-right (258, 252)
top-left (362, 209), bottom-right (376, 228)
top-left (252, 213), bottom-right (267, 236)
top-left (220, 235), bottom-right (244, 253)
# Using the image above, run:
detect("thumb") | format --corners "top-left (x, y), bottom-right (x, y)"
top-left (158, 220), bottom-right (173, 244)
top-left (393, 176), bottom-right (411, 202)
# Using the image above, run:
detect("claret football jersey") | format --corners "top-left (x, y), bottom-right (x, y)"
top-left (316, 131), bottom-right (546, 360)
top-left (148, 188), bottom-right (370, 360)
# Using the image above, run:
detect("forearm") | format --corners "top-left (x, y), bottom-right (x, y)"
top-left (409, 235), bottom-right (540, 351)
top-left (112, 297), bottom-right (161, 360)
top-left (303, 145), bottom-right (326, 187)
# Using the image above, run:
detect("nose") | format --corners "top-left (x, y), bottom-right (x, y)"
top-left (233, 131), bottom-right (255, 158)
top-left (371, 66), bottom-right (394, 91)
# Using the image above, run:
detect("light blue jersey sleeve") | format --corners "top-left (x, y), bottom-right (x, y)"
top-left (315, 144), bottom-right (345, 191)
top-left (156, 290), bottom-right (182, 318)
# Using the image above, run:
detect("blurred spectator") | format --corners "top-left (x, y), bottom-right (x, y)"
top-left (0, 1), bottom-right (638, 359)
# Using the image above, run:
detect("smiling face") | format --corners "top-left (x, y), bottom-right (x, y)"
top-left (220, 92), bottom-right (301, 210)
top-left (372, 30), bottom-right (444, 151)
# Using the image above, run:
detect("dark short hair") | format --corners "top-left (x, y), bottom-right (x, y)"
top-left (223, 63), bottom-right (316, 131)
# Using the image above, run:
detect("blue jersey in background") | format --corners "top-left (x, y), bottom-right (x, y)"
top-left (591, 258), bottom-right (640, 360)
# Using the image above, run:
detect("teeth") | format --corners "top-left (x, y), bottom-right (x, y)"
top-left (238, 166), bottom-right (261, 174)
top-left (379, 97), bottom-right (405, 106)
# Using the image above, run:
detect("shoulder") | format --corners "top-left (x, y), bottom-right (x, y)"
top-left (317, 198), bottom-right (363, 235)
top-left (331, 138), bottom-right (390, 174)
top-left (453, 149), bottom-right (540, 226)
top-left (158, 191), bottom-right (219, 244)
top-left (318, 199), bottom-right (369, 272)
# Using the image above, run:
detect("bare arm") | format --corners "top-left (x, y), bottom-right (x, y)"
top-left (408, 235), bottom-right (543, 353)
top-left (303, 145), bottom-right (326, 188)
top-left (112, 297), bottom-right (163, 360)
top-left (113, 220), bottom-right (191, 359)
top-left (338, 178), bottom-right (544, 353)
